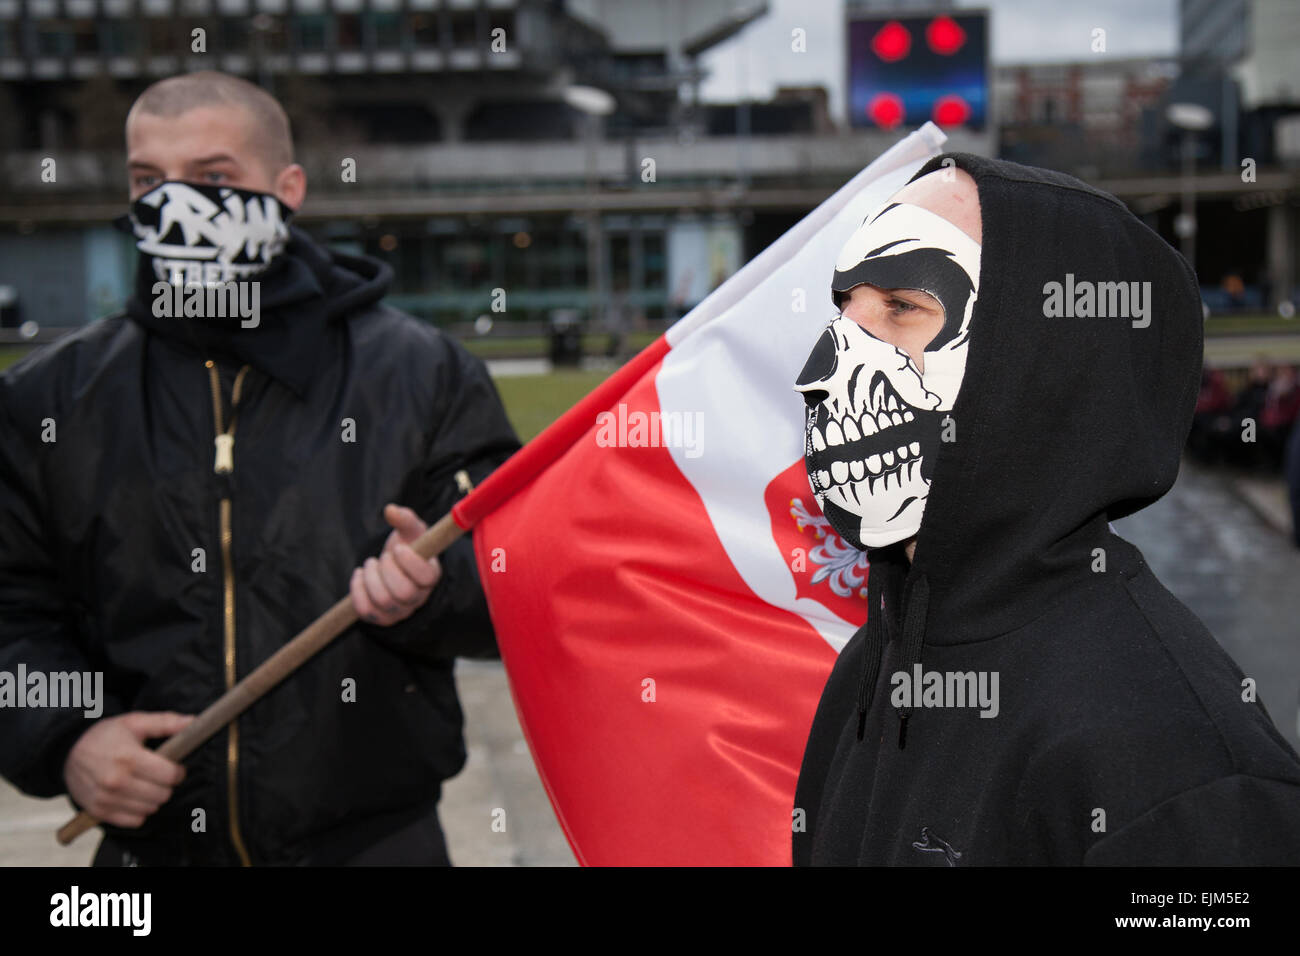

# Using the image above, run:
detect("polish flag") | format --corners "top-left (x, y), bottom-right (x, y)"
top-left (453, 124), bottom-right (948, 865)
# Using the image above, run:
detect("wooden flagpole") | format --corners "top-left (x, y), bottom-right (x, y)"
top-left (56, 511), bottom-right (468, 846)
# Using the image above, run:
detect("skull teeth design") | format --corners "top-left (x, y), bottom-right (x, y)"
top-left (806, 370), bottom-right (926, 504)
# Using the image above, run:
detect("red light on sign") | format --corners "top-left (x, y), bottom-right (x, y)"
top-left (871, 20), bottom-right (911, 62)
top-left (932, 94), bottom-right (971, 126)
top-left (926, 15), bottom-right (966, 55)
top-left (868, 93), bottom-right (905, 129)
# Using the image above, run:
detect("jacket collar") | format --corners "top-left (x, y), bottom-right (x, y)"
top-left (124, 226), bottom-right (342, 398)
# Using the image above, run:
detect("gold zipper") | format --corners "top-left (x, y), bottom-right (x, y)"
top-left (207, 360), bottom-right (253, 867)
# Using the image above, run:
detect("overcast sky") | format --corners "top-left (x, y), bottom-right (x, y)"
top-left (698, 0), bottom-right (1180, 118)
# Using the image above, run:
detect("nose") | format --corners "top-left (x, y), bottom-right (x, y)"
top-left (794, 327), bottom-right (837, 391)
top-left (800, 388), bottom-right (828, 410)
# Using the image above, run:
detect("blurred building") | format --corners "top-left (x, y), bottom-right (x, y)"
top-left (988, 0), bottom-right (1299, 312)
top-left (1170, 0), bottom-right (1300, 310)
top-left (0, 0), bottom-right (997, 331)
top-left (0, 0), bottom-right (617, 327)
top-left (845, 0), bottom-right (955, 12)
top-left (995, 57), bottom-right (1179, 177)
top-left (1181, 0), bottom-right (1248, 64)
top-left (1177, 0), bottom-right (1300, 168)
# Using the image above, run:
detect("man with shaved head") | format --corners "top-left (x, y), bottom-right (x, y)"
top-left (0, 71), bottom-right (520, 866)
top-left (129, 70), bottom-right (296, 174)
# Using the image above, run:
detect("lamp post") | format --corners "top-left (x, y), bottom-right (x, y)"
top-left (251, 13), bottom-right (275, 94)
top-left (564, 85), bottom-right (616, 333)
top-left (1166, 102), bottom-right (1214, 271)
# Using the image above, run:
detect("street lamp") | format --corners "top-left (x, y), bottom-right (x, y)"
top-left (564, 85), bottom-right (617, 340)
top-left (563, 85), bottom-right (616, 118)
top-left (250, 13), bottom-right (275, 94)
top-left (1166, 102), bottom-right (1214, 270)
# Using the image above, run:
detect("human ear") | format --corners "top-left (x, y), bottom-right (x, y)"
top-left (274, 163), bottom-right (307, 212)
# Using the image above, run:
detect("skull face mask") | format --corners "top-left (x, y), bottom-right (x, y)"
top-left (794, 201), bottom-right (981, 550)
top-left (122, 180), bottom-right (293, 287)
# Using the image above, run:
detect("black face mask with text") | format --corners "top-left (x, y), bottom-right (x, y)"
top-left (119, 181), bottom-right (293, 287)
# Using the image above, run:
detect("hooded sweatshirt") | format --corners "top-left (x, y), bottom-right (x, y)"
top-left (792, 153), bottom-right (1300, 866)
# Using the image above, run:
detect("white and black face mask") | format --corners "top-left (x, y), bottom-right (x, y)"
top-left (794, 202), bottom-right (981, 550)
top-left (122, 181), bottom-right (292, 287)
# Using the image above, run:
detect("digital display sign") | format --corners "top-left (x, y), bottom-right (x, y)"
top-left (847, 11), bottom-right (989, 131)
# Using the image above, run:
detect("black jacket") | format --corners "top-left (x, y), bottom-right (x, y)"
top-left (793, 153), bottom-right (1300, 866)
top-left (0, 226), bottom-right (520, 864)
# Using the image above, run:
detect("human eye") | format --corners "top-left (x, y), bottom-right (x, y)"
top-left (885, 296), bottom-right (920, 315)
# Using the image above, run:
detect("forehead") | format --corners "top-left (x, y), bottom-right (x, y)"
top-left (887, 167), bottom-right (981, 245)
top-left (126, 104), bottom-right (258, 164)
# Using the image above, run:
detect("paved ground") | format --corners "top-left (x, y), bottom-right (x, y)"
top-left (2, 459), bottom-right (1295, 865)
top-left (439, 661), bottom-right (575, 866)
top-left (0, 782), bottom-right (95, 867)
top-left (1232, 471), bottom-right (1295, 540)
top-left (1115, 461), bottom-right (1300, 751)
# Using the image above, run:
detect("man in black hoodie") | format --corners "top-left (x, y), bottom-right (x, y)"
top-left (792, 152), bottom-right (1300, 865)
top-left (0, 72), bottom-right (520, 865)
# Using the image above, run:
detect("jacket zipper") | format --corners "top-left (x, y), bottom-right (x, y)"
top-left (207, 360), bottom-right (253, 867)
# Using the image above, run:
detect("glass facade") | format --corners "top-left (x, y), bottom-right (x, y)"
top-left (0, 3), bottom-right (520, 66)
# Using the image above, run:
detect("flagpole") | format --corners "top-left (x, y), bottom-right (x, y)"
top-left (56, 511), bottom-right (468, 846)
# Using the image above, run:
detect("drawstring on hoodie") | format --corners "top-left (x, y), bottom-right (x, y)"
top-left (854, 561), bottom-right (889, 741)
top-left (854, 552), bottom-right (932, 750)
top-left (852, 564), bottom-right (883, 743)
top-left (894, 574), bottom-right (930, 749)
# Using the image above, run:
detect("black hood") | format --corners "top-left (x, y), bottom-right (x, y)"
top-left (125, 224), bottom-right (393, 397)
top-left (850, 152), bottom-right (1203, 746)
top-left (902, 153), bottom-right (1203, 643)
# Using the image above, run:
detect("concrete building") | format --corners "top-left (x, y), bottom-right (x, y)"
top-left (1171, 0), bottom-right (1300, 310)
top-left (0, 0), bottom-right (989, 331)
top-left (995, 57), bottom-right (1180, 178)
top-left (0, 0), bottom-right (620, 326)
top-left (1180, 0), bottom-right (1249, 65)
top-left (991, 1), bottom-right (1300, 311)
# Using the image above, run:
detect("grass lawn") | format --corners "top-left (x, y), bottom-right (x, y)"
top-left (0, 347), bottom-right (32, 374)
top-left (462, 331), bottom-right (659, 360)
top-left (491, 368), bottom-right (612, 443)
top-left (1203, 314), bottom-right (1300, 336)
